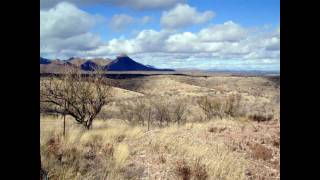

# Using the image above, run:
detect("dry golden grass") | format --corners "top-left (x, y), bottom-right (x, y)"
top-left (41, 116), bottom-right (279, 179)
top-left (41, 117), bottom-right (146, 179)
top-left (40, 74), bottom-right (280, 179)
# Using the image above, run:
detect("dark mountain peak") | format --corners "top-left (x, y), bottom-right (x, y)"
top-left (114, 55), bottom-right (136, 64)
top-left (81, 60), bottom-right (101, 71)
top-left (105, 55), bottom-right (174, 71)
top-left (40, 57), bottom-right (51, 64)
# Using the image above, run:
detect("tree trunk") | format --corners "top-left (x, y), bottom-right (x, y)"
top-left (147, 110), bottom-right (151, 131)
top-left (63, 100), bottom-right (66, 136)
top-left (85, 118), bottom-right (94, 130)
top-left (63, 114), bottom-right (66, 136)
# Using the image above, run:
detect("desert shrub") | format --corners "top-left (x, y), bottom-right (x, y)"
top-left (249, 143), bottom-right (273, 161)
top-left (133, 98), bottom-right (150, 126)
top-left (152, 98), bottom-right (189, 127)
top-left (119, 97), bottom-right (188, 128)
top-left (192, 158), bottom-right (208, 180)
top-left (208, 127), bottom-right (216, 133)
top-left (171, 99), bottom-right (189, 125)
top-left (197, 94), bottom-right (243, 120)
top-left (121, 163), bottom-right (145, 179)
top-left (175, 159), bottom-right (191, 180)
top-left (273, 137), bottom-right (280, 147)
top-left (196, 96), bottom-right (224, 120)
top-left (208, 127), bottom-right (226, 133)
top-left (224, 94), bottom-right (243, 117)
top-left (119, 98), bottom-right (154, 129)
top-left (119, 101), bottom-right (136, 123)
top-left (153, 98), bottom-right (172, 127)
top-left (159, 154), bottom-right (166, 163)
top-left (174, 158), bottom-right (208, 180)
top-left (45, 136), bottom-right (62, 161)
top-left (246, 100), bottom-right (276, 122)
top-left (248, 114), bottom-right (273, 122)
top-left (101, 143), bottom-right (115, 156)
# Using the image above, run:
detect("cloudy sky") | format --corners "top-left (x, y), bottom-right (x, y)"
top-left (40, 0), bottom-right (280, 71)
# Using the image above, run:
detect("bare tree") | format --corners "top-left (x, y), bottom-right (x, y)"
top-left (145, 103), bottom-right (153, 131)
top-left (171, 99), bottom-right (188, 125)
top-left (137, 97), bottom-right (155, 130)
top-left (119, 97), bottom-right (153, 128)
top-left (119, 97), bottom-right (187, 128)
top-left (133, 98), bottom-right (147, 126)
top-left (40, 67), bottom-right (112, 129)
top-left (119, 100), bottom-right (136, 124)
top-left (224, 94), bottom-right (242, 117)
top-left (197, 96), bottom-right (224, 120)
top-left (153, 98), bottom-right (171, 127)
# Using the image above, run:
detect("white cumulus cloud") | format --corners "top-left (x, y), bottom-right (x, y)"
top-left (161, 3), bottom-right (215, 29)
top-left (39, 2), bottom-right (279, 70)
top-left (40, 0), bottom-right (185, 10)
top-left (109, 14), bottom-right (135, 31)
top-left (40, 2), bottom-right (103, 59)
top-left (90, 23), bottom-right (280, 70)
top-left (40, 2), bottom-right (99, 39)
top-left (198, 21), bottom-right (247, 42)
top-left (109, 14), bottom-right (153, 31)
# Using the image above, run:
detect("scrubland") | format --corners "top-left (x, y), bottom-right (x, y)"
top-left (41, 74), bottom-right (280, 180)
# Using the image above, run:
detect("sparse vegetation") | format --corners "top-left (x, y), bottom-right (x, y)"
top-left (249, 143), bottom-right (273, 161)
top-left (197, 96), bottom-right (224, 119)
top-left (41, 74), bottom-right (280, 179)
top-left (197, 93), bottom-right (243, 120)
top-left (248, 114), bottom-right (273, 122)
top-left (119, 97), bottom-right (188, 128)
top-left (174, 158), bottom-right (208, 180)
top-left (224, 93), bottom-right (243, 117)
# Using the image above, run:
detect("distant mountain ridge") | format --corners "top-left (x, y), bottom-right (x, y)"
top-left (40, 57), bottom-right (51, 64)
top-left (105, 55), bottom-right (173, 71)
top-left (40, 55), bottom-right (174, 73)
top-left (81, 60), bottom-right (102, 71)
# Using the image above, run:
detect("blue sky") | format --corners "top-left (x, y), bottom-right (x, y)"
top-left (83, 0), bottom-right (279, 40)
top-left (40, 0), bottom-right (280, 71)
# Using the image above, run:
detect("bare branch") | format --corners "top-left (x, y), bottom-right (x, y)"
top-left (40, 66), bottom-right (113, 129)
